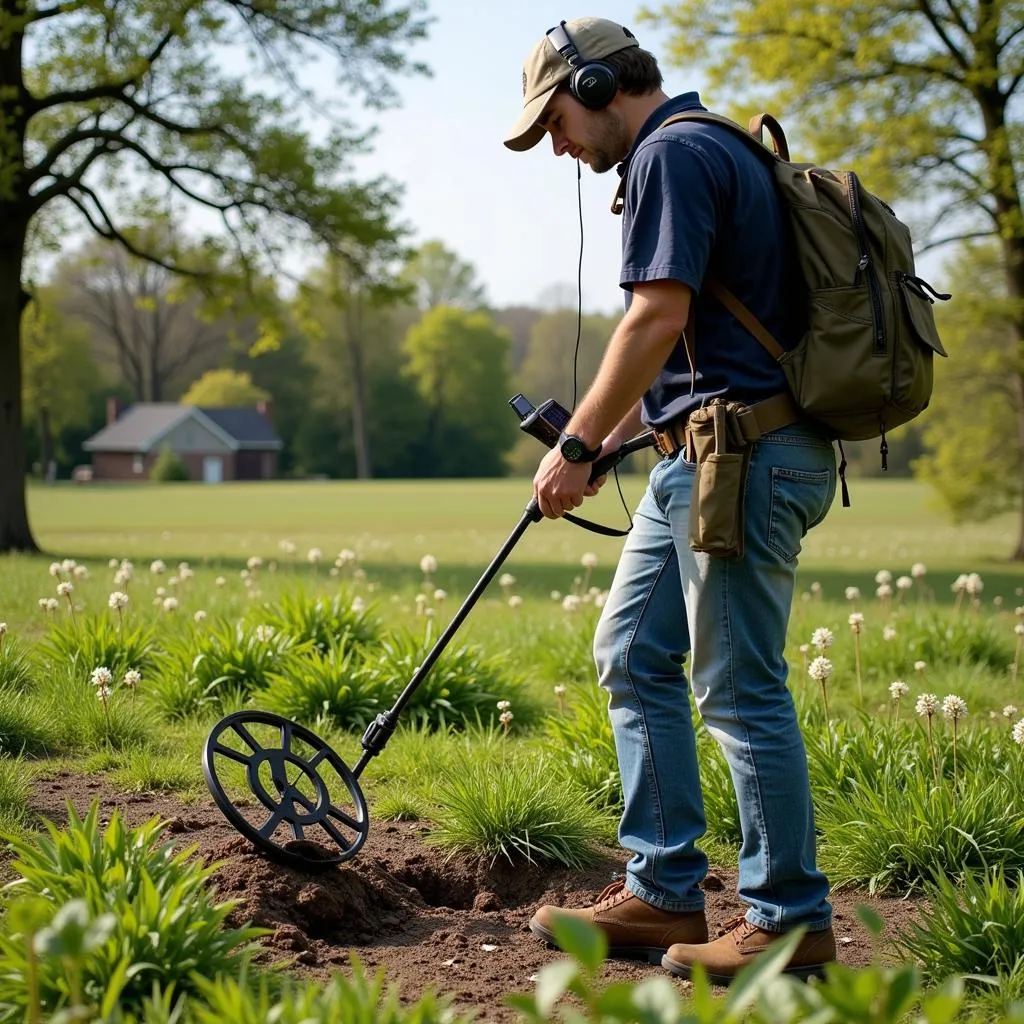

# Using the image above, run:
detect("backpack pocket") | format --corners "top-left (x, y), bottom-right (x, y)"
top-left (892, 273), bottom-right (948, 416)
top-left (898, 274), bottom-right (948, 356)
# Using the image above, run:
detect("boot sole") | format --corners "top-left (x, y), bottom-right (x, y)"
top-left (529, 919), bottom-right (667, 966)
top-left (661, 953), bottom-right (829, 985)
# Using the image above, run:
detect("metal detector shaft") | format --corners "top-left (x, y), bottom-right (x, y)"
top-left (351, 432), bottom-right (655, 777)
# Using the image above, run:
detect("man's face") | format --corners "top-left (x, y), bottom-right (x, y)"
top-left (539, 90), bottom-right (630, 174)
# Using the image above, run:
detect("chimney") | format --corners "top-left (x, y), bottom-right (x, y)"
top-left (106, 396), bottom-right (123, 426)
top-left (256, 398), bottom-right (274, 423)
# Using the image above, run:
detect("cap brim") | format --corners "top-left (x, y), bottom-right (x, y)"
top-left (503, 83), bottom-right (558, 152)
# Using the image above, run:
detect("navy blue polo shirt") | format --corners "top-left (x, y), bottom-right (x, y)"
top-left (618, 93), bottom-right (800, 427)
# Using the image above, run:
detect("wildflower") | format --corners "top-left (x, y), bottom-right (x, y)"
top-left (581, 552), bottom-right (598, 569)
top-left (90, 666), bottom-right (113, 688)
top-left (419, 554), bottom-right (437, 575)
top-left (889, 681), bottom-right (909, 700)
top-left (896, 576), bottom-right (912, 591)
top-left (508, 595), bottom-right (523, 609)
top-left (808, 656), bottom-right (833, 682)
top-left (1013, 720), bottom-right (1024, 746)
top-left (37, 598), bottom-right (48, 610)
top-left (108, 558), bottom-right (119, 569)
top-left (246, 556), bottom-right (263, 571)
top-left (123, 669), bottom-right (141, 690)
top-left (499, 573), bottom-right (516, 588)
top-left (595, 591), bottom-right (608, 608)
top-left (150, 560), bottom-right (166, 575)
top-left (95, 685), bottom-right (112, 702)
top-left (550, 591), bottom-right (562, 601)
top-left (1002, 705), bottom-right (1018, 719)
top-left (119, 560), bottom-right (134, 579)
top-left (876, 583), bottom-right (893, 600)
top-left (562, 595), bottom-right (581, 612)
top-left (1016, 606), bottom-right (1024, 618)
top-left (337, 549), bottom-right (357, 567)
top-left (240, 569), bottom-right (249, 580)
top-left (497, 700), bottom-right (512, 711)
top-left (811, 627), bottom-right (834, 651)
top-left (45, 598), bottom-right (59, 613)
top-left (254, 625), bottom-right (274, 642)
top-left (433, 589), bottom-right (447, 602)
top-left (914, 660), bottom-right (927, 674)
top-left (965, 573), bottom-right (984, 596)
top-left (911, 563), bottom-right (927, 579)
top-left (799, 643), bottom-right (810, 654)
top-left (162, 597), bottom-right (178, 613)
top-left (73, 565), bottom-right (89, 580)
top-left (875, 570), bottom-right (892, 585)
top-left (194, 610), bottom-right (207, 624)
top-left (952, 574), bottom-right (969, 593)
top-left (351, 597), bottom-right (366, 614)
top-left (942, 694), bottom-right (968, 721)
top-left (883, 625), bottom-right (897, 642)
top-left (1016, 624), bottom-right (1024, 636)
top-left (845, 587), bottom-right (861, 602)
top-left (279, 540), bottom-right (296, 555)
top-left (0, 623), bottom-right (5, 637)
top-left (307, 547), bottom-right (322, 564)
top-left (810, 581), bottom-right (822, 596)
top-left (848, 613), bottom-right (864, 630)
top-left (56, 581), bottom-right (73, 597)
top-left (156, 587), bottom-right (167, 597)
top-left (215, 576), bottom-right (226, 587)
top-left (48, 562), bottom-right (62, 578)
top-left (499, 710), bottom-right (513, 728)
top-left (915, 693), bottom-right (939, 717)
top-left (554, 684), bottom-right (567, 697)
top-left (108, 591), bottom-right (129, 610)
top-left (113, 569), bottom-right (130, 587)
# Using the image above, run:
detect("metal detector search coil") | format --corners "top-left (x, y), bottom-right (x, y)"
top-left (203, 395), bottom-right (656, 870)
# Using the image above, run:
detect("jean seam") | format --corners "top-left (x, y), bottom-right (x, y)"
top-left (626, 877), bottom-right (705, 913)
top-left (619, 545), bottom-right (678, 882)
top-left (746, 911), bottom-right (832, 934)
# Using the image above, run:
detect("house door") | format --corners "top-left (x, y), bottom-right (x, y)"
top-left (202, 456), bottom-right (224, 484)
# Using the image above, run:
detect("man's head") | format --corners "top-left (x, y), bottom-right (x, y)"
top-left (504, 17), bottom-right (664, 171)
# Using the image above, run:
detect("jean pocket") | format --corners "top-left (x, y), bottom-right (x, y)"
top-left (767, 467), bottom-right (835, 562)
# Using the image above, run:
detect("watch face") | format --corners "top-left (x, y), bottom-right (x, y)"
top-left (562, 437), bottom-right (585, 462)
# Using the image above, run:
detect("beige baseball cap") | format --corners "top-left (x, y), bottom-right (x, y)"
top-left (504, 17), bottom-right (640, 152)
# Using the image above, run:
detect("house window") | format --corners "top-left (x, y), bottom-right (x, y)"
top-left (132, 456), bottom-right (144, 475)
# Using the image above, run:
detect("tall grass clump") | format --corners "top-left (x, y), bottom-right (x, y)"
top-left (429, 754), bottom-right (610, 868)
top-left (529, 613), bottom-right (601, 686)
top-left (39, 615), bottom-right (160, 680)
top-left (696, 732), bottom-right (742, 845)
top-left (0, 755), bottom-right (33, 833)
top-left (0, 688), bottom-right (53, 757)
top-left (261, 589), bottom-right (382, 655)
top-left (0, 637), bottom-right (35, 692)
top-left (0, 804), bottom-right (263, 1017)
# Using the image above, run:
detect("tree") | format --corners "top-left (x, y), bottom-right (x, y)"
top-left (0, 0), bottom-right (427, 551)
top-left (22, 292), bottom-right (102, 477)
top-left (642, 0), bottom-right (1024, 555)
top-left (402, 240), bottom-right (487, 311)
top-left (914, 244), bottom-right (1023, 550)
top-left (180, 368), bottom-right (268, 407)
top-left (402, 306), bottom-right (517, 476)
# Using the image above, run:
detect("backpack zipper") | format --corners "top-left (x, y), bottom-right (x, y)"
top-left (848, 172), bottom-right (886, 355)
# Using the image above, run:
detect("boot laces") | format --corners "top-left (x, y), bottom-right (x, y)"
top-left (719, 914), bottom-right (757, 940)
top-left (593, 878), bottom-right (629, 909)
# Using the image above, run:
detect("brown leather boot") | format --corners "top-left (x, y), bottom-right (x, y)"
top-left (529, 879), bottom-right (708, 965)
top-left (662, 915), bottom-right (837, 984)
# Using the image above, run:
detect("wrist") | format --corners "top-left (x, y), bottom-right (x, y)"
top-left (558, 431), bottom-right (603, 464)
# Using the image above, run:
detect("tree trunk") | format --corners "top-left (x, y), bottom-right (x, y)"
top-left (347, 289), bottom-right (373, 479)
top-left (1001, 232), bottom-right (1024, 561)
top-left (39, 406), bottom-right (53, 483)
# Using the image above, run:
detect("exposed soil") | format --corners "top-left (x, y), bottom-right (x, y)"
top-left (26, 770), bottom-right (925, 1021)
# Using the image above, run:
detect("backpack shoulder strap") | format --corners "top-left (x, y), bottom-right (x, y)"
top-left (657, 111), bottom-right (791, 162)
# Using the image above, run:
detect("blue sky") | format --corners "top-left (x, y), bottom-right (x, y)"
top-left (343, 2), bottom-right (708, 313)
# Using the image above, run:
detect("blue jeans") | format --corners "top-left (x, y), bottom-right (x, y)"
top-left (592, 424), bottom-right (836, 933)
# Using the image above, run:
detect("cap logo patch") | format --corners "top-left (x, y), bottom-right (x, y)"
top-left (522, 69), bottom-right (528, 96)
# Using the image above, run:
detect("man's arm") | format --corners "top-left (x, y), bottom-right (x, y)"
top-left (532, 278), bottom-right (691, 519)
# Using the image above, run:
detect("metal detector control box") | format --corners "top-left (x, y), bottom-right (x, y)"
top-left (509, 393), bottom-right (572, 449)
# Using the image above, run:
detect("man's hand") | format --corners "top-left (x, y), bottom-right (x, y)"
top-left (533, 447), bottom-right (604, 519)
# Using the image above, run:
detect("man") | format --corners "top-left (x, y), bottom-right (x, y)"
top-left (503, 17), bottom-right (838, 983)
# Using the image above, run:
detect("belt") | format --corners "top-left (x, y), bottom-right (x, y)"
top-left (652, 392), bottom-right (802, 460)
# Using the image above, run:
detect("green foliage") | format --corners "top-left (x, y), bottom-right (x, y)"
top-left (181, 369), bottom-right (269, 408)
top-left (261, 589), bottom-right (382, 654)
top-left (0, 756), bottom-right (33, 833)
top-left (0, 636), bottom-right (34, 692)
top-left (401, 240), bottom-right (487, 311)
top-left (0, 804), bottom-right (264, 1017)
top-left (107, 745), bottom-right (204, 795)
top-left (150, 445), bottom-right (190, 483)
top-left (428, 753), bottom-right (609, 867)
top-left (696, 732), bottom-right (743, 845)
top-left (530, 613), bottom-right (601, 685)
top-left (40, 614), bottom-right (159, 680)
top-left (895, 867), bottom-right (1024, 991)
top-left (0, 687), bottom-right (53, 757)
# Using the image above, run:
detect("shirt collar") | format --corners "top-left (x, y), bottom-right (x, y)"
top-left (616, 92), bottom-right (707, 179)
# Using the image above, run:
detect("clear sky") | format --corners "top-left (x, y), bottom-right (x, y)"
top-left (342, 2), bottom-right (708, 314)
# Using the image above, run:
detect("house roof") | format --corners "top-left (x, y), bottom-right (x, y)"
top-left (83, 403), bottom-right (282, 453)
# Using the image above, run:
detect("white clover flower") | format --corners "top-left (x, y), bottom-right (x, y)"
top-left (108, 558), bottom-right (119, 569)
top-left (61, 559), bottom-right (76, 574)
top-left (883, 625), bottom-right (897, 642)
top-left (90, 666), bottom-right (113, 687)
top-left (876, 583), bottom-right (893, 600)
top-left (965, 573), bottom-right (984, 595)
top-left (179, 565), bottom-right (194, 581)
top-left (875, 570), bottom-right (892, 585)
top-left (508, 595), bottom-right (523, 609)
top-left (194, 610), bottom-right (207, 624)
top-left (562, 594), bottom-right (581, 612)
top-left (48, 562), bottom-right (62, 578)
top-left (914, 660), bottom-right (927, 673)
top-left (73, 565), bottom-right (89, 580)
top-left (848, 613), bottom-right (864, 630)
top-left (952, 573), bottom-right (969, 593)
top-left (497, 700), bottom-right (512, 711)
top-left (554, 684), bottom-right (567, 697)
top-left (896, 576), bottom-right (913, 591)
top-left (911, 563), bottom-right (927, 579)
top-left (351, 597), bottom-right (366, 614)
top-left (150, 560), bottom-right (166, 575)
top-left (889, 681), bottom-right (909, 700)
top-left (942, 694), bottom-right (968, 721)
top-left (1002, 705), bottom-right (1018, 719)
top-left (46, 598), bottom-right (59, 612)
top-left (419, 554), bottom-right (436, 575)
top-left (113, 569), bottom-right (130, 587)
top-left (498, 573), bottom-right (516, 588)
top-left (499, 710), bottom-right (513, 726)
top-left (415, 593), bottom-right (428, 608)
top-left (162, 597), bottom-right (178, 613)
top-left (1013, 720), bottom-right (1024, 746)
top-left (254, 625), bottom-right (275, 642)
top-left (808, 656), bottom-right (833, 682)
top-left (119, 560), bottom-right (134, 578)
top-left (581, 552), bottom-right (598, 569)
top-left (433, 589), bottom-right (447, 602)
top-left (307, 547), bottom-right (322, 564)
top-left (811, 627), bottom-right (834, 650)
top-left (798, 643), bottom-right (810, 654)
top-left (844, 586), bottom-right (861, 602)
top-left (123, 669), bottom-right (141, 689)
top-left (107, 591), bottom-right (129, 610)
top-left (215, 576), bottom-right (226, 587)
top-left (1015, 623), bottom-right (1024, 636)
top-left (95, 685), bottom-right (112, 702)
top-left (38, 598), bottom-right (48, 610)
top-left (56, 581), bottom-right (73, 597)
top-left (915, 693), bottom-right (939, 717)
top-left (246, 556), bottom-right (262, 571)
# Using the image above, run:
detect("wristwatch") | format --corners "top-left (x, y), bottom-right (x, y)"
top-left (558, 431), bottom-right (603, 464)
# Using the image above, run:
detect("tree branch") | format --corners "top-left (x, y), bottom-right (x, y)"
top-left (915, 229), bottom-right (995, 253)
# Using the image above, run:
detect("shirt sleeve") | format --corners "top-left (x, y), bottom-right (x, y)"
top-left (619, 133), bottom-right (729, 293)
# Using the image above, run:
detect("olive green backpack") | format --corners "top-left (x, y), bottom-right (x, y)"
top-left (655, 111), bottom-right (951, 487)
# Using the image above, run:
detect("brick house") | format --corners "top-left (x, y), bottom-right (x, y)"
top-left (83, 400), bottom-right (283, 482)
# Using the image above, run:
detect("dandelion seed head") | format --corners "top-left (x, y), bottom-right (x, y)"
top-left (942, 694), bottom-right (968, 721)
top-left (889, 681), bottom-right (909, 700)
top-left (561, 594), bottom-right (581, 613)
top-left (550, 591), bottom-right (562, 601)
top-left (915, 693), bottom-right (938, 716)
top-left (194, 610), bottom-right (207, 624)
top-left (37, 598), bottom-right (48, 610)
top-left (215, 576), bottom-right (226, 587)
top-left (1002, 705), bottom-right (1018, 719)
top-left (508, 595), bottom-right (523, 609)
top-left (848, 613), bottom-right (864, 630)
top-left (496, 700), bottom-right (512, 711)
top-left (150, 560), bottom-right (166, 575)
top-left (95, 685), bottom-right (112, 702)
top-left (498, 573), bottom-right (516, 589)
top-left (337, 549), bottom-right (356, 567)
top-left (875, 569), bottom-right (892, 585)
top-left (1015, 623), bottom-right (1024, 637)
top-left (914, 660), bottom-right (927, 673)
top-left (433, 589), bottom-right (446, 602)
top-left (966, 573), bottom-right (984, 595)
top-left (107, 591), bottom-right (128, 610)
top-left (845, 587), bottom-right (861, 602)
top-left (162, 597), bottom-right (178, 613)
top-left (911, 563), bottom-right (927, 578)
top-left (810, 581), bottom-right (822, 595)
top-left (554, 685), bottom-right (567, 697)
top-left (108, 558), bottom-right (119, 569)
top-left (279, 540), bottom-right (296, 555)
top-left (876, 583), bottom-right (893, 599)
top-left (419, 554), bottom-right (436, 575)
top-left (811, 627), bottom-right (834, 650)
top-left (48, 562), bottom-right (62, 578)
top-left (883, 625), bottom-right (897, 642)
top-left (799, 643), bottom-right (809, 654)
top-left (113, 569), bottom-right (130, 587)
top-left (808, 656), bottom-right (833, 682)
top-left (581, 552), bottom-right (598, 569)
top-left (499, 710), bottom-right (513, 726)
top-left (246, 557), bottom-right (262, 571)
top-left (46, 598), bottom-right (59, 612)
top-left (73, 565), bottom-right (89, 580)
top-left (351, 597), bottom-right (366, 614)
top-left (0, 623), bottom-right (6, 636)
top-left (56, 582), bottom-right (73, 597)
top-left (896, 576), bottom-right (913, 591)
top-left (307, 547), bottom-right (322, 564)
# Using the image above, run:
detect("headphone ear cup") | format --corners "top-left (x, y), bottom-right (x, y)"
top-left (570, 60), bottom-right (617, 109)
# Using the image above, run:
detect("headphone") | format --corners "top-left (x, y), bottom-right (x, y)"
top-left (545, 20), bottom-right (618, 110)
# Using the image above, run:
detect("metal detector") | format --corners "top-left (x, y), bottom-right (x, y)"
top-left (203, 397), bottom-right (654, 870)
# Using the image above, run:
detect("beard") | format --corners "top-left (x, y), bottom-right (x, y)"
top-left (584, 108), bottom-right (630, 174)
